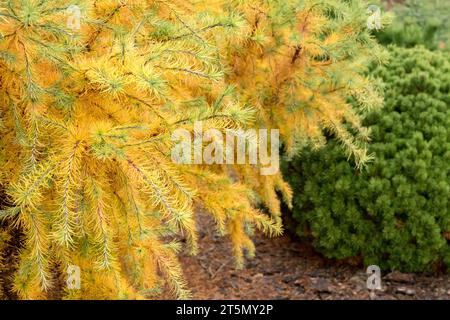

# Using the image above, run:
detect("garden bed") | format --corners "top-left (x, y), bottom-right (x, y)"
top-left (171, 213), bottom-right (450, 300)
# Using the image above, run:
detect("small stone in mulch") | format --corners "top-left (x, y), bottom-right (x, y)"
top-left (294, 278), bottom-right (305, 287)
top-left (253, 273), bottom-right (264, 280)
top-left (349, 275), bottom-right (367, 292)
top-left (243, 277), bottom-right (252, 283)
top-left (296, 286), bottom-right (306, 294)
top-left (274, 296), bottom-right (290, 300)
top-left (384, 271), bottom-right (415, 283)
top-left (312, 278), bottom-right (332, 293)
top-left (282, 275), bottom-right (297, 284)
top-left (369, 292), bottom-right (393, 300)
top-left (395, 287), bottom-right (416, 296)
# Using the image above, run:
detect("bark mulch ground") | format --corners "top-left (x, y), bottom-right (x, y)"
top-left (170, 214), bottom-right (450, 300)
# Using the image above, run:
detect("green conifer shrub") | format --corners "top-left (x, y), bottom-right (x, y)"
top-left (377, 0), bottom-right (450, 50)
top-left (285, 46), bottom-right (450, 272)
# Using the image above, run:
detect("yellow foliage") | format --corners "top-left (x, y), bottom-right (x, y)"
top-left (0, 0), bottom-right (385, 299)
top-left (223, 0), bottom-right (386, 165)
top-left (0, 0), bottom-right (281, 299)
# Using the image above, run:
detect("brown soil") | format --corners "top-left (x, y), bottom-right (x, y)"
top-left (171, 213), bottom-right (450, 300)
